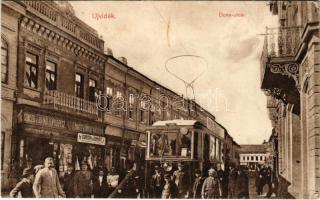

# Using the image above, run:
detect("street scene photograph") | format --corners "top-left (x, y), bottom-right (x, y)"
top-left (1, 1), bottom-right (319, 199)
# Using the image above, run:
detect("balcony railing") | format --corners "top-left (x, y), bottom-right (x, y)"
top-left (263, 26), bottom-right (302, 58)
top-left (43, 90), bottom-right (98, 116)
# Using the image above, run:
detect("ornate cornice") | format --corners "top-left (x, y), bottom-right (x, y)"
top-left (20, 16), bottom-right (105, 67)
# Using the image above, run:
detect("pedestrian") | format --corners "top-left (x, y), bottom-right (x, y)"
top-left (265, 165), bottom-right (273, 197)
top-left (10, 168), bottom-right (34, 198)
top-left (243, 166), bottom-right (250, 198)
top-left (255, 165), bottom-right (263, 195)
top-left (63, 164), bottom-right (75, 198)
top-left (227, 165), bottom-right (237, 198)
top-left (266, 174), bottom-right (278, 198)
top-left (217, 164), bottom-right (226, 198)
top-left (161, 173), bottom-right (177, 199)
top-left (201, 168), bottom-right (220, 198)
top-left (74, 161), bottom-right (93, 198)
top-left (20, 158), bottom-right (33, 178)
top-left (150, 165), bottom-right (165, 198)
top-left (172, 162), bottom-right (190, 198)
top-left (192, 169), bottom-right (204, 198)
top-left (32, 157), bottom-right (66, 198)
top-left (235, 167), bottom-right (249, 199)
top-left (106, 166), bottom-right (119, 196)
top-left (92, 169), bottom-right (108, 198)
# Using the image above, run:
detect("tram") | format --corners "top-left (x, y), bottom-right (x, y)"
top-left (144, 119), bottom-right (225, 197)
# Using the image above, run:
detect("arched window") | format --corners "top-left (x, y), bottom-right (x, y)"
top-left (1, 38), bottom-right (8, 83)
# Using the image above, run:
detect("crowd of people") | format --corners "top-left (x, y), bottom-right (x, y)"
top-left (9, 157), bottom-right (278, 199)
top-left (148, 162), bottom-right (251, 199)
top-left (9, 157), bottom-right (120, 198)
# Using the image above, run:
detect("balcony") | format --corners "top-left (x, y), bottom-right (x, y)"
top-left (43, 90), bottom-right (99, 118)
top-left (260, 26), bottom-right (303, 115)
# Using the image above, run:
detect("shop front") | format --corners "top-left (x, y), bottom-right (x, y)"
top-left (14, 106), bottom-right (106, 177)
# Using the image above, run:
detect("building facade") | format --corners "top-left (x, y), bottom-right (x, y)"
top-left (1, 1), bottom-right (26, 190)
top-left (239, 144), bottom-right (269, 170)
top-left (1, 1), bottom-right (240, 192)
top-left (260, 1), bottom-right (319, 198)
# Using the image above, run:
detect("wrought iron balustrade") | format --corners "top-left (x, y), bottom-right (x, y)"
top-left (43, 90), bottom-right (98, 116)
top-left (263, 26), bottom-right (302, 58)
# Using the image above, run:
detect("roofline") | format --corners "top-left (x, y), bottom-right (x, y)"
top-left (105, 55), bottom-right (217, 120)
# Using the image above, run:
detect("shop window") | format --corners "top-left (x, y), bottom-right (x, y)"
top-left (1, 38), bottom-right (8, 84)
top-left (1, 132), bottom-right (4, 170)
top-left (45, 60), bottom-right (57, 90)
top-left (75, 73), bottom-right (84, 98)
top-left (25, 52), bottom-right (38, 88)
top-left (89, 79), bottom-right (98, 102)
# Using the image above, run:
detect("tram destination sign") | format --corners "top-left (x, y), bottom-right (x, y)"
top-left (77, 133), bottom-right (106, 146)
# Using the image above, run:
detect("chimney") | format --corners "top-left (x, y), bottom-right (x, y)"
top-left (118, 57), bottom-right (127, 65)
top-left (104, 47), bottom-right (113, 56)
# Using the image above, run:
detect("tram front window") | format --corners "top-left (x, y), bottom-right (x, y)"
top-left (150, 132), bottom-right (177, 156)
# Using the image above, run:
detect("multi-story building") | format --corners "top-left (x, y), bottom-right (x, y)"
top-left (239, 144), bottom-right (269, 170)
top-left (1, 1), bottom-right (240, 193)
top-left (260, 1), bottom-right (319, 198)
top-left (1, 1), bottom-right (25, 190)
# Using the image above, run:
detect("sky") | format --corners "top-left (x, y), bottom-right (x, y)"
top-left (70, 1), bottom-right (278, 144)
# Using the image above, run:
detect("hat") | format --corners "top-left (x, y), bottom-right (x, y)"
top-left (22, 168), bottom-right (33, 178)
top-left (164, 174), bottom-right (171, 179)
top-left (33, 165), bottom-right (44, 174)
top-left (154, 165), bottom-right (160, 170)
top-left (195, 169), bottom-right (201, 175)
top-left (178, 162), bottom-right (184, 167)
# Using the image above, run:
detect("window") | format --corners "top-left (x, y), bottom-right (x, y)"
top-left (89, 79), bottom-right (97, 102)
top-left (45, 61), bottom-right (57, 90)
top-left (106, 86), bottom-right (113, 111)
top-left (179, 131), bottom-right (191, 157)
top-left (25, 53), bottom-right (38, 88)
top-left (1, 132), bottom-right (4, 170)
top-left (1, 38), bottom-right (8, 83)
top-left (256, 156), bottom-right (258, 161)
top-left (114, 91), bottom-right (123, 116)
top-left (251, 156), bottom-right (254, 161)
top-left (260, 156), bottom-right (263, 161)
top-left (150, 132), bottom-right (177, 156)
top-left (75, 73), bottom-right (84, 98)
top-left (128, 94), bottom-right (135, 119)
top-left (140, 101), bottom-right (146, 122)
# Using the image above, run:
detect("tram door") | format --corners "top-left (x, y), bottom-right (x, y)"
top-left (203, 134), bottom-right (210, 176)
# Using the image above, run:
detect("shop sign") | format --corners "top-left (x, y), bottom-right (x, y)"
top-left (77, 133), bottom-right (106, 146)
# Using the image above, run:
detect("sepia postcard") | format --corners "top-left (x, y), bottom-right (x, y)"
top-left (1, 1), bottom-right (319, 199)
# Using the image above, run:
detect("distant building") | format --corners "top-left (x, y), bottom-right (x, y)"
top-left (239, 144), bottom-right (270, 170)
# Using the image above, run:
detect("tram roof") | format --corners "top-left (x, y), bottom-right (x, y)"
top-left (152, 119), bottom-right (203, 127)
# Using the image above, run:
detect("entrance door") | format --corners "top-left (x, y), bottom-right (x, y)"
top-left (27, 138), bottom-right (53, 165)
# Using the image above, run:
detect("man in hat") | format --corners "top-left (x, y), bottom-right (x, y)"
top-left (33, 157), bottom-right (65, 198)
top-left (63, 164), bottom-right (75, 198)
top-left (74, 161), bottom-right (93, 198)
top-left (107, 166), bottom-right (120, 195)
top-left (150, 165), bottom-right (165, 198)
top-left (10, 168), bottom-right (34, 198)
top-left (227, 164), bottom-right (238, 198)
top-left (192, 169), bottom-right (204, 198)
top-left (161, 173), bottom-right (177, 199)
top-left (201, 168), bottom-right (220, 198)
top-left (172, 162), bottom-right (190, 198)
